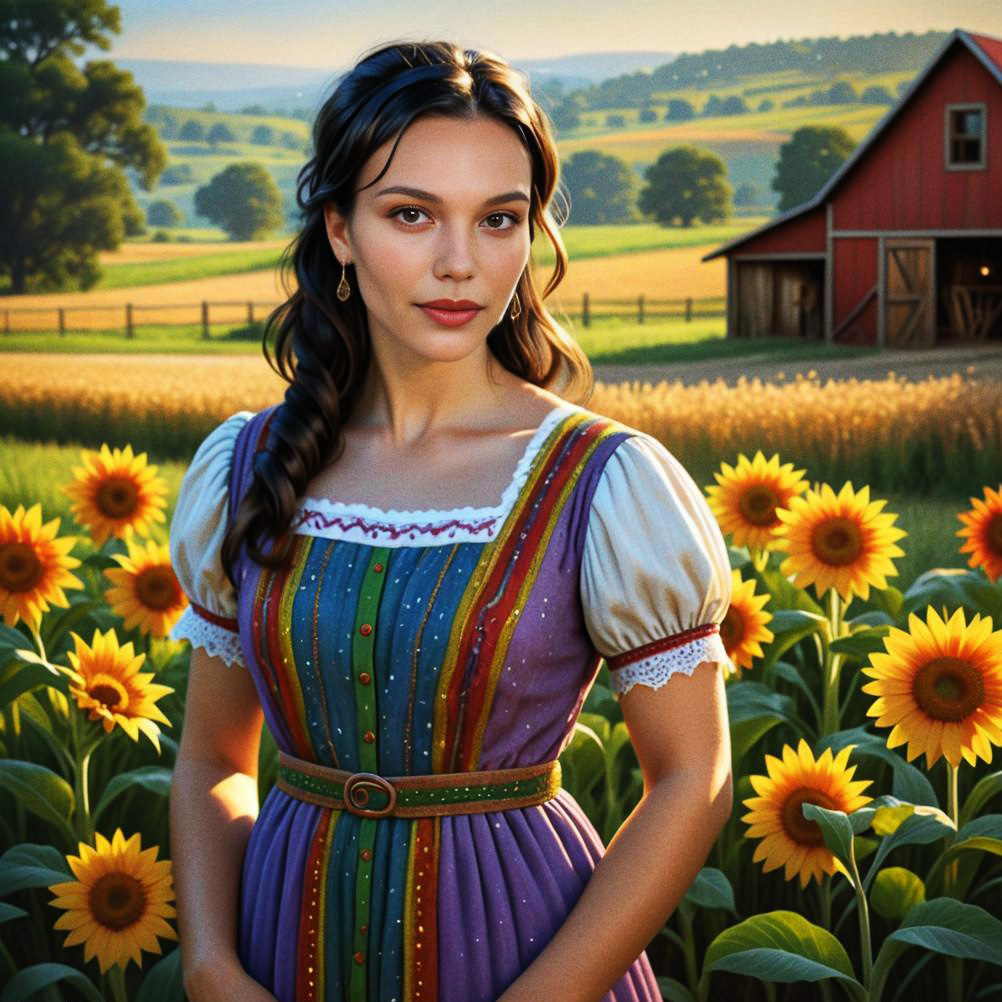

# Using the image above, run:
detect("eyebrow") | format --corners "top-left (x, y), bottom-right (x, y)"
top-left (374, 184), bottom-right (530, 206)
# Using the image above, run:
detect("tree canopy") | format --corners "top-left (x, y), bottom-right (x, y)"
top-left (0, 0), bottom-right (166, 292)
top-left (561, 151), bottom-right (637, 225)
top-left (772, 125), bottom-right (856, 210)
top-left (639, 146), bottom-right (732, 227)
top-left (194, 163), bottom-right (283, 240)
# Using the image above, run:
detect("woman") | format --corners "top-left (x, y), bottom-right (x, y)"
top-left (168, 39), bottom-right (734, 1002)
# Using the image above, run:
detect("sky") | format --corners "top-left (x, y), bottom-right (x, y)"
top-left (112, 0), bottom-right (1002, 68)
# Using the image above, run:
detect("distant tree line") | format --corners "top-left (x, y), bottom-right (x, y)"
top-left (144, 106), bottom-right (308, 152)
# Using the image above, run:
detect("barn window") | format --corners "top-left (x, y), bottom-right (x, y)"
top-left (945, 103), bottom-right (986, 169)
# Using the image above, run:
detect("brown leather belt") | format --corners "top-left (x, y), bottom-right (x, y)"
top-left (276, 749), bottom-right (563, 818)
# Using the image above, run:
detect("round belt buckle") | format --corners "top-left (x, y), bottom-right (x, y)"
top-left (342, 772), bottom-right (397, 818)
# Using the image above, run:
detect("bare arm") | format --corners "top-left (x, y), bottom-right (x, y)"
top-left (169, 644), bottom-right (276, 1000)
top-left (496, 660), bottom-right (733, 1002)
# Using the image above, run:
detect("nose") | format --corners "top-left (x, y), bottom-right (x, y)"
top-left (432, 219), bottom-right (476, 282)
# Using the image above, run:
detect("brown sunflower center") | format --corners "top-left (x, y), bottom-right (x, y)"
top-left (986, 513), bottom-right (1002, 556)
top-left (782, 786), bottom-right (840, 846)
top-left (739, 485), bottom-right (779, 527)
top-left (812, 516), bottom-right (863, 566)
top-left (89, 872), bottom-right (146, 931)
top-left (135, 566), bottom-right (182, 611)
top-left (90, 678), bottom-right (129, 712)
top-left (96, 477), bottom-right (139, 519)
top-left (719, 606), bottom-right (745, 650)
top-left (913, 656), bottom-right (984, 723)
top-left (0, 541), bottom-right (45, 593)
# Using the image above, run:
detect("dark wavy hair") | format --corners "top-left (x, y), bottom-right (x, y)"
top-left (221, 38), bottom-right (593, 584)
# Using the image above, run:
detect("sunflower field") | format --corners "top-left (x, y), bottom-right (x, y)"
top-left (1, 380), bottom-right (1002, 1002)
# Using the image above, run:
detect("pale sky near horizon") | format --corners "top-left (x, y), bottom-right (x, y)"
top-left (111, 0), bottom-right (1002, 67)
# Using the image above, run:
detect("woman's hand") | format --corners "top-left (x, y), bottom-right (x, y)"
top-left (184, 956), bottom-right (280, 1002)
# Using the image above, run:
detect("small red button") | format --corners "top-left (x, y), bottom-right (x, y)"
top-left (358, 671), bottom-right (371, 685)
top-left (373, 563), bottom-right (383, 573)
top-left (360, 848), bottom-right (372, 861)
top-left (363, 729), bottom-right (375, 743)
top-left (359, 623), bottom-right (372, 636)
top-left (353, 950), bottom-right (364, 965)
top-left (360, 924), bottom-right (368, 935)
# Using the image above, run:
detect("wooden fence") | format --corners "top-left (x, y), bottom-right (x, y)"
top-left (1, 294), bottom-right (726, 337)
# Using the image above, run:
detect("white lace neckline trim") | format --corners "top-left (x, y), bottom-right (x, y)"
top-left (289, 401), bottom-right (580, 546)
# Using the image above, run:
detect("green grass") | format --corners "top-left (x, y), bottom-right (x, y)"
top-left (0, 435), bottom-right (976, 595)
top-left (95, 248), bottom-right (287, 289)
top-left (0, 325), bottom-right (270, 354)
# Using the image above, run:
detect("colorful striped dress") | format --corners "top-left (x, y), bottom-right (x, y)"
top-left (169, 399), bottom-right (733, 1002)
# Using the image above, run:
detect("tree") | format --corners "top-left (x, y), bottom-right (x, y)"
top-left (0, 0), bottom-right (166, 292)
top-left (561, 151), bottom-right (636, 224)
top-left (179, 119), bottom-right (205, 141)
top-left (772, 125), bottom-right (855, 211)
top-left (251, 124), bottom-right (274, 145)
top-left (147, 200), bottom-right (183, 227)
top-left (605, 113), bottom-right (626, 128)
top-left (828, 80), bottom-right (858, 104)
top-left (207, 121), bottom-right (237, 146)
top-left (194, 162), bottom-right (283, 240)
top-left (639, 108), bottom-right (658, 123)
top-left (638, 146), bottom-right (732, 227)
top-left (161, 163), bottom-right (194, 185)
top-left (665, 99), bottom-right (695, 121)
top-left (861, 84), bottom-right (895, 105)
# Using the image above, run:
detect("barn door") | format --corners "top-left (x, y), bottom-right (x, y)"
top-left (884, 240), bottom-right (935, 347)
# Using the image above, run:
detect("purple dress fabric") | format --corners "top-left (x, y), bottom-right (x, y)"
top-left (176, 402), bottom-right (673, 1002)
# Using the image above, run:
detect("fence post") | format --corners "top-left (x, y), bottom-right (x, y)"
top-left (202, 301), bottom-right (210, 339)
top-left (638, 295), bottom-right (644, 325)
top-left (125, 303), bottom-right (134, 339)
top-left (247, 301), bottom-right (254, 325)
top-left (582, 292), bottom-right (590, 328)
top-left (58, 308), bottom-right (66, 337)
top-left (685, 297), bottom-right (693, 322)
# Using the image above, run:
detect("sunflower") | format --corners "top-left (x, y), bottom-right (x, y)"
top-left (0, 503), bottom-right (83, 631)
top-left (956, 484), bottom-right (1002, 582)
top-left (741, 739), bottom-right (873, 888)
top-left (720, 568), bottom-right (774, 678)
top-left (773, 481), bottom-right (907, 604)
top-left (62, 444), bottom-right (169, 546)
top-left (104, 539), bottom-right (187, 638)
top-left (48, 828), bottom-right (177, 974)
top-left (705, 450), bottom-right (810, 551)
top-left (66, 628), bottom-right (173, 752)
top-left (861, 606), bottom-right (1002, 769)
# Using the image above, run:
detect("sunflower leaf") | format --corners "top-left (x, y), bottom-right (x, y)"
top-left (829, 626), bottom-right (893, 661)
top-left (0, 843), bottom-right (72, 897)
top-left (960, 771), bottom-right (1002, 828)
top-left (0, 761), bottom-right (75, 847)
top-left (702, 911), bottom-right (864, 1001)
top-left (901, 568), bottom-right (1002, 622)
top-left (655, 976), bottom-right (696, 1002)
top-left (862, 806), bottom-right (956, 895)
top-left (816, 727), bottom-right (939, 808)
top-left (0, 662), bottom-right (59, 709)
top-left (682, 866), bottom-right (737, 915)
top-left (0, 901), bottom-right (28, 924)
top-left (91, 765), bottom-right (174, 826)
top-left (135, 946), bottom-right (184, 1002)
top-left (801, 803), bottom-right (856, 872)
top-left (870, 866), bottom-right (926, 921)
top-left (0, 962), bottom-right (104, 1002)
top-left (879, 897), bottom-right (1002, 967)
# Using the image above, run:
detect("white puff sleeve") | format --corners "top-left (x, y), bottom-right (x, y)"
top-left (581, 433), bottom-right (734, 698)
top-left (168, 412), bottom-right (253, 669)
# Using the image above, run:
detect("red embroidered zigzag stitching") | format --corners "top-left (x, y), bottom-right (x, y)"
top-left (292, 507), bottom-right (500, 541)
top-left (607, 622), bottom-right (721, 670)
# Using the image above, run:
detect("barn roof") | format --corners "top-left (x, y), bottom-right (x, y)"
top-left (701, 28), bottom-right (1002, 262)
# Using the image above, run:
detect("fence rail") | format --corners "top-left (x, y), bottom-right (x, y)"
top-left (1, 294), bottom-right (726, 337)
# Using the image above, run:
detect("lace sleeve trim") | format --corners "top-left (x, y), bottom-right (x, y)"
top-left (171, 604), bottom-right (246, 669)
top-left (606, 629), bottom-right (732, 697)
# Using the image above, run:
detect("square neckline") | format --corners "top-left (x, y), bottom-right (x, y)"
top-left (293, 400), bottom-right (581, 528)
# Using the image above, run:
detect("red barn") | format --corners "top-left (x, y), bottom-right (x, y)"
top-left (703, 28), bottom-right (1002, 347)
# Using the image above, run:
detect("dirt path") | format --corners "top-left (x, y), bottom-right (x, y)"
top-left (592, 342), bottom-right (1002, 386)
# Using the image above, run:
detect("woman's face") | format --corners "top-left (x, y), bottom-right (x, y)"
top-left (323, 114), bottom-right (533, 367)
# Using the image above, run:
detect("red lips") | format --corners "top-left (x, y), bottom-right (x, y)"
top-left (419, 298), bottom-right (482, 310)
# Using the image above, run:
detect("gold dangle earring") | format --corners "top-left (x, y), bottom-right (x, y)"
top-left (336, 259), bottom-right (352, 302)
top-left (510, 289), bottom-right (521, 320)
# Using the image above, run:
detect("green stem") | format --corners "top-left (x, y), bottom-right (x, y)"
top-left (848, 846), bottom-right (872, 991)
top-left (105, 962), bottom-right (129, 1002)
top-left (676, 902), bottom-right (700, 1001)
top-left (945, 761), bottom-right (963, 1002)
top-left (69, 709), bottom-right (95, 844)
top-left (821, 588), bottom-right (844, 736)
